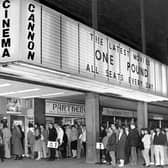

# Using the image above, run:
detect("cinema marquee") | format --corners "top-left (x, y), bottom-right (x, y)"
top-left (0, 0), bottom-right (168, 98)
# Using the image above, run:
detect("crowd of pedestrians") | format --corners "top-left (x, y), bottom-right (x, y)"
top-left (0, 121), bottom-right (86, 162)
top-left (100, 123), bottom-right (168, 167)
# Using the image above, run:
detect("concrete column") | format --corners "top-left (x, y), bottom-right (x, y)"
top-left (85, 93), bottom-right (99, 163)
top-left (34, 98), bottom-right (45, 125)
top-left (137, 102), bottom-right (148, 130)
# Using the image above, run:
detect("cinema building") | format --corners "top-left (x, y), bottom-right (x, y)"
top-left (1, 0), bottom-right (168, 163)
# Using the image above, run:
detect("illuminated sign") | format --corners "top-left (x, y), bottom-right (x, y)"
top-left (0, 0), bottom-right (20, 61)
top-left (0, 0), bottom-right (168, 97)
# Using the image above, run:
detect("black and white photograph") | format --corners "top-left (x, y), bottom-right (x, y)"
top-left (0, 0), bottom-right (168, 167)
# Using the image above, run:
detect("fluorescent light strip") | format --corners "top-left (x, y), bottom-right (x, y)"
top-left (41, 92), bottom-right (64, 97)
top-left (0, 83), bottom-right (11, 87)
top-left (21, 92), bottom-right (65, 99)
top-left (0, 88), bottom-right (40, 96)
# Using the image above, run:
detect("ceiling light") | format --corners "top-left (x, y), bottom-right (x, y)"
top-left (0, 88), bottom-right (40, 96)
top-left (0, 83), bottom-right (11, 87)
top-left (41, 92), bottom-right (64, 97)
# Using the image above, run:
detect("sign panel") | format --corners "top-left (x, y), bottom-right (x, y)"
top-left (20, 0), bottom-right (41, 64)
top-left (42, 6), bottom-right (60, 70)
top-left (162, 64), bottom-right (167, 96)
top-left (119, 43), bottom-right (130, 86)
top-left (80, 24), bottom-right (94, 78)
top-left (61, 16), bottom-right (78, 74)
top-left (94, 31), bottom-right (108, 81)
top-left (103, 108), bottom-right (135, 118)
top-left (0, 0), bottom-right (20, 62)
top-left (108, 38), bottom-right (120, 84)
top-left (46, 101), bottom-right (85, 116)
top-left (155, 62), bottom-right (162, 94)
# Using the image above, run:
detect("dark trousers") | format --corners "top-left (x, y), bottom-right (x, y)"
top-left (0, 144), bottom-right (4, 161)
top-left (50, 148), bottom-right (56, 160)
top-left (82, 142), bottom-right (86, 156)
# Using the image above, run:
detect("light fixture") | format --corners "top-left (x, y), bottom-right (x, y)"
top-left (20, 92), bottom-right (64, 99)
top-left (20, 95), bottom-right (40, 99)
top-left (0, 88), bottom-right (40, 96)
top-left (41, 92), bottom-right (64, 97)
top-left (0, 83), bottom-right (11, 87)
top-left (1, 62), bottom-right (168, 103)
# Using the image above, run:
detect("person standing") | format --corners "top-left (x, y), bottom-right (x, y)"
top-left (117, 127), bottom-right (127, 167)
top-left (141, 128), bottom-right (151, 167)
top-left (27, 123), bottom-right (35, 159)
top-left (2, 124), bottom-right (11, 159)
top-left (124, 126), bottom-right (130, 164)
top-left (79, 125), bottom-right (86, 157)
top-left (127, 124), bottom-right (140, 166)
top-left (65, 125), bottom-right (72, 158)
top-left (54, 123), bottom-right (64, 159)
top-left (40, 124), bottom-right (48, 159)
top-left (70, 125), bottom-right (78, 158)
top-left (150, 128), bottom-right (155, 165)
top-left (34, 125), bottom-right (42, 160)
top-left (48, 123), bottom-right (57, 161)
top-left (106, 128), bottom-right (116, 167)
top-left (12, 124), bottom-right (23, 160)
top-left (165, 128), bottom-right (168, 165)
top-left (153, 127), bottom-right (167, 167)
top-left (0, 123), bottom-right (4, 162)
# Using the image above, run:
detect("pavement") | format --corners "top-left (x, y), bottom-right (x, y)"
top-left (1, 158), bottom-right (168, 168)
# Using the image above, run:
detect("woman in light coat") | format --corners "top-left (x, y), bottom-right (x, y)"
top-left (12, 125), bottom-right (23, 160)
top-left (2, 124), bottom-right (11, 159)
top-left (142, 128), bottom-right (151, 167)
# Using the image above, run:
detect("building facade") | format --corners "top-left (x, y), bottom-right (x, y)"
top-left (0, 0), bottom-right (168, 163)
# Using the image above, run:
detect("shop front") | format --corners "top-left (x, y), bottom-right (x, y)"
top-left (45, 100), bottom-right (85, 126)
top-left (1, 0), bottom-right (168, 163)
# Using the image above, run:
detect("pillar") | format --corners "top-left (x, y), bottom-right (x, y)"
top-left (34, 98), bottom-right (45, 125)
top-left (91, 0), bottom-right (98, 29)
top-left (85, 93), bottom-right (99, 163)
top-left (137, 102), bottom-right (148, 130)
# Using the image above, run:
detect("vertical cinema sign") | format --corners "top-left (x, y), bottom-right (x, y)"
top-left (20, 0), bottom-right (41, 64)
top-left (1, 0), bottom-right (11, 58)
top-left (0, 0), bottom-right (20, 62)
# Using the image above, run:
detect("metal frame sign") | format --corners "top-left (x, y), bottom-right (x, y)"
top-left (0, 0), bottom-right (168, 97)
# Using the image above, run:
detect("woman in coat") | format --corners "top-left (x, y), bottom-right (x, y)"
top-left (106, 128), bottom-right (117, 167)
top-left (34, 126), bottom-right (42, 160)
top-left (2, 124), bottom-right (11, 159)
top-left (12, 124), bottom-right (23, 160)
top-left (117, 127), bottom-right (127, 167)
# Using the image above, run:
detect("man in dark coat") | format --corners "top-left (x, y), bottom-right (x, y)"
top-left (48, 123), bottom-right (57, 161)
top-left (106, 128), bottom-right (116, 167)
top-left (117, 127), bottom-right (127, 167)
top-left (153, 127), bottom-right (167, 166)
top-left (0, 123), bottom-right (4, 162)
top-left (127, 124), bottom-right (140, 166)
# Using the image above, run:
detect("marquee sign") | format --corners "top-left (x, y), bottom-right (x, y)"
top-left (0, 0), bottom-right (168, 97)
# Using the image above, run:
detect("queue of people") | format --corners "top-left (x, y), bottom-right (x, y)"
top-left (27, 123), bottom-right (86, 161)
top-left (0, 121), bottom-right (86, 162)
top-left (100, 123), bottom-right (168, 167)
